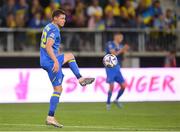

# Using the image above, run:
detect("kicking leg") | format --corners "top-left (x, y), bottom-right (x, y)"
top-left (46, 85), bottom-right (63, 128)
top-left (114, 82), bottom-right (126, 108)
top-left (63, 52), bottom-right (95, 86)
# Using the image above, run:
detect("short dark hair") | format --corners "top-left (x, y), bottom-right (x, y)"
top-left (114, 32), bottom-right (123, 36)
top-left (52, 9), bottom-right (65, 19)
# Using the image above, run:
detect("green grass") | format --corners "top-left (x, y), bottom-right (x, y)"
top-left (0, 102), bottom-right (180, 131)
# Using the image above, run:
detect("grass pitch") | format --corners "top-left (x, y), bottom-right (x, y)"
top-left (0, 102), bottom-right (180, 131)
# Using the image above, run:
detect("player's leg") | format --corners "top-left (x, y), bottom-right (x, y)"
top-left (114, 71), bottom-right (126, 108)
top-left (63, 52), bottom-right (95, 86)
top-left (45, 61), bottom-right (64, 128)
top-left (106, 83), bottom-right (114, 110)
top-left (116, 82), bottom-right (126, 101)
top-left (105, 67), bottom-right (115, 110)
top-left (46, 85), bottom-right (63, 128)
top-left (63, 52), bottom-right (81, 79)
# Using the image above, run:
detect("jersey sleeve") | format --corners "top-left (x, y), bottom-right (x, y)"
top-left (107, 42), bottom-right (115, 51)
top-left (47, 29), bottom-right (57, 41)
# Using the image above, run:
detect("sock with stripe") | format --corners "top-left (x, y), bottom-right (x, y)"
top-left (68, 59), bottom-right (82, 79)
top-left (116, 88), bottom-right (125, 101)
top-left (48, 91), bottom-right (61, 116)
top-left (107, 90), bottom-right (112, 105)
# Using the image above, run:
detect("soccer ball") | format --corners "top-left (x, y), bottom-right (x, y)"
top-left (103, 54), bottom-right (118, 67)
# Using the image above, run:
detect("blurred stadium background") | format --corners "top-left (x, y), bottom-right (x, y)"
top-left (0, 0), bottom-right (180, 131)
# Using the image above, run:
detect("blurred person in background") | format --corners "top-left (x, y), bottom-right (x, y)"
top-left (105, 33), bottom-right (129, 110)
top-left (164, 9), bottom-right (177, 50)
top-left (116, 0), bottom-right (136, 28)
top-left (27, 0), bottom-right (43, 50)
top-left (43, 0), bottom-right (59, 26)
top-left (14, 11), bottom-right (27, 51)
top-left (88, 11), bottom-right (105, 30)
top-left (16, 0), bottom-right (29, 26)
top-left (60, 0), bottom-right (75, 9)
top-left (62, 2), bottom-right (74, 27)
top-left (150, 14), bottom-right (165, 50)
top-left (1, 12), bottom-right (16, 51)
top-left (88, 0), bottom-right (104, 29)
top-left (28, 12), bottom-right (43, 50)
top-left (0, 0), bottom-right (16, 26)
top-left (104, 7), bottom-right (116, 28)
top-left (30, 0), bottom-right (43, 19)
top-left (53, 0), bottom-right (61, 8)
top-left (45, 0), bottom-right (60, 12)
top-left (136, 0), bottom-right (154, 28)
top-left (153, 14), bottom-right (165, 29)
top-left (72, 0), bottom-right (90, 51)
top-left (115, 7), bottom-right (130, 27)
top-left (42, 10), bottom-right (52, 26)
top-left (15, 11), bottom-right (26, 27)
top-left (164, 50), bottom-right (176, 67)
top-left (5, 12), bottom-right (16, 28)
top-left (13, 0), bottom-right (28, 51)
top-left (121, 0), bottom-right (136, 20)
top-left (74, 12), bottom-right (86, 27)
top-left (87, 0), bottom-right (103, 19)
top-left (28, 12), bottom-right (43, 28)
top-left (152, 0), bottom-right (162, 17)
top-left (105, 0), bottom-right (120, 17)
top-left (164, 9), bottom-right (176, 30)
top-left (73, 0), bottom-right (86, 27)
top-left (120, 0), bottom-right (136, 27)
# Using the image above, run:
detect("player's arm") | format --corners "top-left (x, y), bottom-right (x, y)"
top-left (107, 43), bottom-right (120, 56)
top-left (110, 44), bottom-right (129, 56)
top-left (117, 44), bottom-right (129, 55)
top-left (46, 38), bottom-right (59, 72)
top-left (110, 48), bottom-right (124, 56)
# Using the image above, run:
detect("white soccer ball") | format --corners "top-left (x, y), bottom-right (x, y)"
top-left (103, 54), bottom-right (118, 67)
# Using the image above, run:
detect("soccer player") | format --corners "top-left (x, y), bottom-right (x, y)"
top-left (40, 9), bottom-right (95, 127)
top-left (164, 50), bottom-right (176, 67)
top-left (105, 33), bottom-right (129, 110)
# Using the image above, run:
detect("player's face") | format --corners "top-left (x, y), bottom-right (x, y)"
top-left (115, 34), bottom-right (123, 43)
top-left (56, 14), bottom-right (66, 27)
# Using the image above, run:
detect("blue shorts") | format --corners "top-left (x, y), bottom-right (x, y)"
top-left (105, 65), bottom-right (125, 84)
top-left (41, 54), bottom-right (64, 87)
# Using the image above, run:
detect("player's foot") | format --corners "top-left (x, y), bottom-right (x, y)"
top-left (46, 116), bottom-right (63, 128)
top-left (106, 104), bottom-right (111, 111)
top-left (79, 77), bottom-right (95, 86)
top-left (114, 100), bottom-right (123, 108)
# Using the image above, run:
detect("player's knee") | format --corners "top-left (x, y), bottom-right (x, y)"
top-left (121, 82), bottom-right (126, 89)
top-left (109, 89), bottom-right (113, 92)
top-left (109, 85), bottom-right (114, 91)
top-left (54, 86), bottom-right (63, 93)
top-left (66, 52), bottom-right (74, 60)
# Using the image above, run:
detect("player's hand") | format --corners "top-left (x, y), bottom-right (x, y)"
top-left (123, 44), bottom-right (130, 52)
top-left (124, 44), bottom-right (130, 50)
top-left (52, 60), bottom-right (59, 73)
